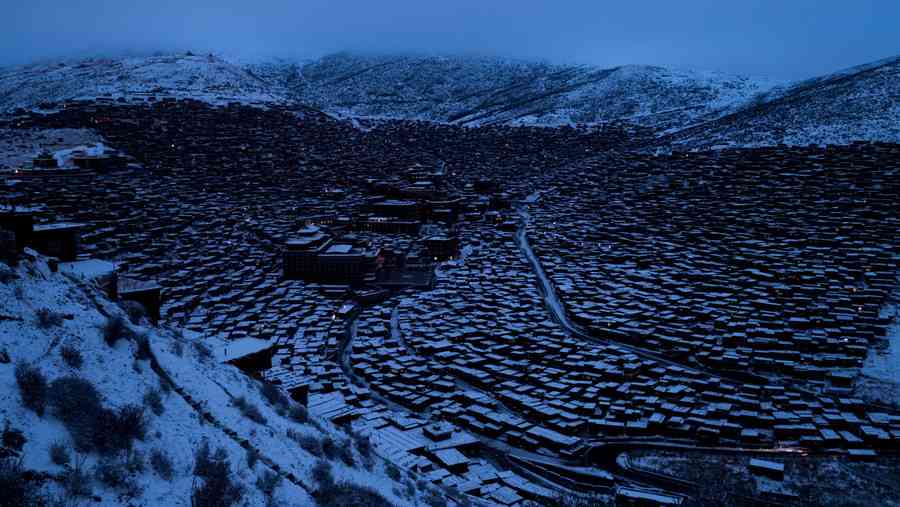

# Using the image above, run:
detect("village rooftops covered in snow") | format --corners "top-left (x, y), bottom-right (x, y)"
top-left (4, 98), bottom-right (900, 505)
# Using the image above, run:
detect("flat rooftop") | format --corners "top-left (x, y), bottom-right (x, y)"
top-left (325, 244), bottom-right (353, 254)
top-left (297, 225), bottom-right (322, 235)
top-left (119, 277), bottom-right (162, 293)
top-left (376, 199), bottom-right (417, 206)
top-left (286, 233), bottom-right (326, 247)
top-left (33, 222), bottom-right (87, 232)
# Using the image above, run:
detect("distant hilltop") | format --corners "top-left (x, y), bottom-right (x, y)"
top-left (2, 51), bottom-right (900, 148)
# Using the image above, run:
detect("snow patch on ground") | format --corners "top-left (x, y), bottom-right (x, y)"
top-left (58, 259), bottom-right (118, 280)
top-left (858, 305), bottom-right (900, 407)
top-left (0, 128), bottom-right (103, 170)
top-left (862, 306), bottom-right (900, 384)
top-left (52, 142), bottom-right (107, 167)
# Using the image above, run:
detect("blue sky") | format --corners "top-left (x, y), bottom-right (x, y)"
top-left (3, 0), bottom-right (898, 79)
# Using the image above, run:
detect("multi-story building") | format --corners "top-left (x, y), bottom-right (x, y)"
top-left (283, 226), bottom-right (382, 286)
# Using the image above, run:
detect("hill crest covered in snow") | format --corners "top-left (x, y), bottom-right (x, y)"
top-left (1, 51), bottom-right (899, 148)
top-left (261, 53), bottom-right (780, 131)
top-left (664, 55), bottom-right (900, 149)
top-left (0, 53), bottom-right (287, 111)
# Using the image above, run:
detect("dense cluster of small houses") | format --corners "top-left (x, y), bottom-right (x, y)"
top-left (348, 205), bottom-right (900, 451)
top-left (530, 145), bottom-right (900, 385)
top-left (2, 98), bottom-right (900, 505)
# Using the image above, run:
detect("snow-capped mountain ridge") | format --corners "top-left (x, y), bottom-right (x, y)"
top-left (0, 54), bottom-right (288, 111)
top-left (260, 53), bottom-right (779, 130)
top-left (2, 51), bottom-right (899, 147)
top-left (665, 54), bottom-right (900, 148)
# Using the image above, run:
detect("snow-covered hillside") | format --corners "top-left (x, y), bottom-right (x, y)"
top-left (0, 54), bottom-right (287, 111)
top-left (0, 253), bottom-right (448, 506)
top-left (258, 53), bottom-right (778, 130)
top-left (665, 55), bottom-right (900, 149)
top-left (0, 52), bottom-right (778, 132)
top-left (2, 51), bottom-right (900, 147)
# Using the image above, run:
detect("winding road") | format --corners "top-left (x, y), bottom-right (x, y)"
top-left (515, 204), bottom-right (732, 373)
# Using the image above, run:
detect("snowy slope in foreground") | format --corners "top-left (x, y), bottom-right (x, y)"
top-left (0, 54), bottom-right (287, 112)
top-left (0, 253), bottom-right (431, 506)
